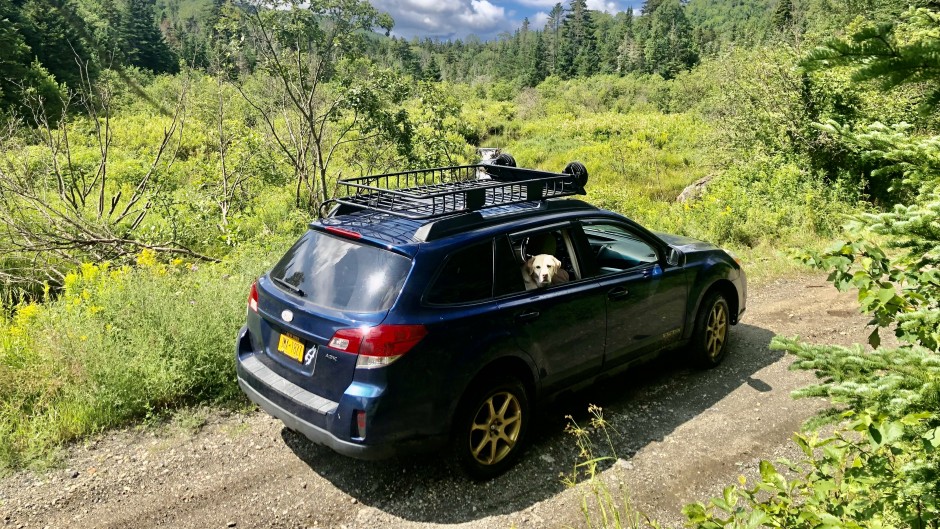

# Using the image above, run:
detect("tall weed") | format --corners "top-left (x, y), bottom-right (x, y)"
top-left (593, 153), bottom-right (858, 248)
top-left (564, 405), bottom-right (659, 529)
top-left (0, 240), bottom-right (289, 470)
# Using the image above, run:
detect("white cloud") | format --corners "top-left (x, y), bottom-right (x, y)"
top-left (371, 0), bottom-right (636, 40)
top-left (586, 0), bottom-right (620, 12)
top-left (530, 10), bottom-right (550, 28)
top-left (372, 0), bottom-right (517, 39)
top-left (514, 0), bottom-right (560, 7)
top-left (458, 0), bottom-right (506, 26)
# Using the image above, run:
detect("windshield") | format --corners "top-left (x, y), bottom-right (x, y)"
top-left (269, 230), bottom-right (412, 313)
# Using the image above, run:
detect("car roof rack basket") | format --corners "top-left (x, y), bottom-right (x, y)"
top-left (328, 163), bottom-right (587, 220)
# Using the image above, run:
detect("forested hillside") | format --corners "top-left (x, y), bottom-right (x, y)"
top-left (2, 0), bottom-right (940, 523)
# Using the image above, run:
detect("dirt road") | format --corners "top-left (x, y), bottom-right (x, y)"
top-left (1, 275), bottom-right (882, 529)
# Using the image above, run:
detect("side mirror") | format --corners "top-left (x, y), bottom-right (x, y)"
top-left (666, 248), bottom-right (682, 267)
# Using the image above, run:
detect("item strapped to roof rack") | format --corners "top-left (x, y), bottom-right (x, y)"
top-left (328, 163), bottom-right (587, 220)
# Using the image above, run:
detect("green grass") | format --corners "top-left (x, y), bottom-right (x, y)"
top-left (0, 238), bottom-right (292, 470)
top-left (502, 111), bottom-right (713, 204)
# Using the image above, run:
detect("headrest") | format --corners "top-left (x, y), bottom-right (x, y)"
top-left (519, 233), bottom-right (557, 263)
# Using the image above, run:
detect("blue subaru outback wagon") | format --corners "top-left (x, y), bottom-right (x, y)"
top-left (235, 156), bottom-right (746, 478)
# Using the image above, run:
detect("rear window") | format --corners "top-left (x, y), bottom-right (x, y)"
top-left (269, 230), bottom-right (412, 312)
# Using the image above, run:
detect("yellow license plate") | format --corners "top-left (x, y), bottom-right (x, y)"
top-left (277, 332), bottom-right (305, 363)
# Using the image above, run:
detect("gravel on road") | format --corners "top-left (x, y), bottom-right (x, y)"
top-left (0, 275), bottom-right (883, 529)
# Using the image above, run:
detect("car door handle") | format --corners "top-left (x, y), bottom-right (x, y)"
top-left (514, 310), bottom-right (540, 323)
top-left (607, 287), bottom-right (630, 301)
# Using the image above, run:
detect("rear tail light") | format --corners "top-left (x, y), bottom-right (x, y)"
top-left (327, 324), bottom-right (427, 369)
top-left (248, 281), bottom-right (259, 313)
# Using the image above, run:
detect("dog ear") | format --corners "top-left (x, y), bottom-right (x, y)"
top-left (527, 255), bottom-right (536, 267)
top-left (552, 256), bottom-right (561, 268)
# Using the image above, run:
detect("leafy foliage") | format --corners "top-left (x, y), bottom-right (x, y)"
top-left (801, 194), bottom-right (940, 351)
top-left (0, 245), bottom-right (283, 469)
top-left (803, 8), bottom-right (940, 114)
top-left (688, 5), bottom-right (940, 528)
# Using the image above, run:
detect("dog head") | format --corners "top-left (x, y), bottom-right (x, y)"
top-left (526, 254), bottom-right (562, 288)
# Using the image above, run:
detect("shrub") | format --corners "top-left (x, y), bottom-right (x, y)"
top-left (0, 240), bottom-right (289, 470)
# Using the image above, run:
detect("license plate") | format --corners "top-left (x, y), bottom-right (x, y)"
top-left (277, 332), bottom-right (305, 363)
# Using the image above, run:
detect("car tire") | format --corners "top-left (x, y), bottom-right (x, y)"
top-left (493, 153), bottom-right (517, 167)
top-left (690, 291), bottom-right (730, 368)
top-left (563, 161), bottom-right (589, 188)
top-left (454, 377), bottom-right (530, 480)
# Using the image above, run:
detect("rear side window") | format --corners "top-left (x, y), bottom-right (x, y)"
top-left (269, 230), bottom-right (411, 312)
top-left (426, 241), bottom-right (493, 305)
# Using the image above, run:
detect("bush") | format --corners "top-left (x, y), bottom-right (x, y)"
top-left (591, 152), bottom-right (856, 249)
top-left (0, 240), bottom-right (290, 470)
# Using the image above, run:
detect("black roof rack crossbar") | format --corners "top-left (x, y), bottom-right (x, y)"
top-left (331, 164), bottom-right (585, 220)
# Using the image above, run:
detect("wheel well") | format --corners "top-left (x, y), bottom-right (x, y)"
top-left (453, 357), bottom-right (537, 424)
top-left (471, 357), bottom-right (536, 399)
top-left (705, 279), bottom-right (739, 324)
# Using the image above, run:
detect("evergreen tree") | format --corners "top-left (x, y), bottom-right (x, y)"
top-left (805, 10), bottom-right (940, 112)
top-left (423, 56), bottom-right (442, 81)
top-left (617, 16), bottom-right (644, 73)
top-left (0, 0), bottom-right (63, 118)
top-left (643, 0), bottom-right (696, 79)
top-left (544, 3), bottom-right (564, 75)
top-left (596, 11), bottom-right (629, 73)
top-left (394, 38), bottom-right (422, 77)
top-left (93, 0), bottom-right (124, 59)
top-left (770, 0), bottom-right (794, 32)
top-left (558, 0), bottom-right (598, 78)
top-left (119, 0), bottom-right (177, 73)
top-left (641, 0), bottom-right (665, 15)
top-left (17, 0), bottom-right (95, 88)
top-left (522, 31), bottom-right (548, 86)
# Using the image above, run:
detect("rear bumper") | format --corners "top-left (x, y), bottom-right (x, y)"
top-left (236, 374), bottom-right (394, 460)
top-left (234, 325), bottom-right (446, 461)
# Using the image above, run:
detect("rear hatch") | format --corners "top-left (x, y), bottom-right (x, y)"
top-left (254, 229), bottom-right (413, 403)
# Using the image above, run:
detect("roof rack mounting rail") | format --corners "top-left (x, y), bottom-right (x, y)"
top-left (328, 162), bottom-right (587, 221)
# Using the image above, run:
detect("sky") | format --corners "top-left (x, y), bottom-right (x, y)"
top-left (369, 0), bottom-right (642, 41)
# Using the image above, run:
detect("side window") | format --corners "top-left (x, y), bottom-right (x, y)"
top-left (425, 241), bottom-right (493, 304)
top-left (583, 222), bottom-right (659, 274)
top-left (506, 227), bottom-right (582, 291)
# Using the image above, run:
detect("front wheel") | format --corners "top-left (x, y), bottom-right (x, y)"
top-left (690, 292), bottom-right (730, 368)
top-left (455, 378), bottom-right (530, 480)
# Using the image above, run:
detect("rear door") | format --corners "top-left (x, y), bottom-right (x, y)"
top-left (254, 229), bottom-right (413, 402)
top-left (495, 227), bottom-right (607, 392)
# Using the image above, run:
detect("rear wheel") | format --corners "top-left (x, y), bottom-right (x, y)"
top-left (455, 378), bottom-right (530, 479)
top-left (690, 292), bottom-right (730, 368)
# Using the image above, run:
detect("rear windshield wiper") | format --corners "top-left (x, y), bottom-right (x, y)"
top-left (271, 276), bottom-right (305, 297)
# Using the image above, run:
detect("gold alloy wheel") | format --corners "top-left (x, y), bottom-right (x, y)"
top-left (469, 391), bottom-right (523, 466)
top-left (706, 301), bottom-right (728, 360)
